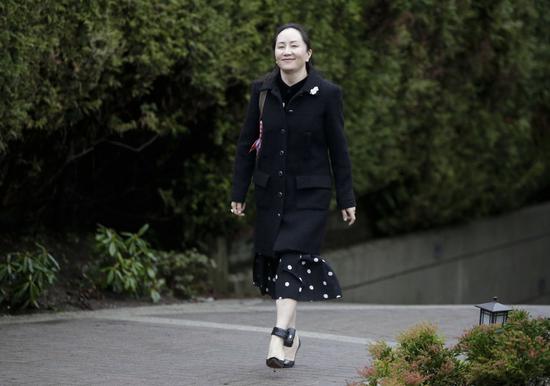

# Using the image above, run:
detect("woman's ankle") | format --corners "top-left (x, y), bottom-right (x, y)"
top-left (268, 336), bottom-right (285, 358)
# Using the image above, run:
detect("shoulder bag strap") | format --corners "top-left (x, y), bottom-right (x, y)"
top-left (251, 90), bottom-right (268, 166)
top-left (259, 90), bottom-right (267, 119)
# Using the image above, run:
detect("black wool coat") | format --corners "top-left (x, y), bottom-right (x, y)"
top-left (231, 67), bottom-right (356, 257)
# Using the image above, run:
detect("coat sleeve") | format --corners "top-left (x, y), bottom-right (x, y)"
top-left (324, 85), bottom-right (356, 210)
top-left (231, 81), bottom-right (261, 203)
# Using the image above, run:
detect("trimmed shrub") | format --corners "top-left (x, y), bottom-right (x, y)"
top-left (456, 310), bottom-right (550, 386)
top-left (357, 323), bottom-right (466, 385)
top-left (352, 310), bottom-right (549, 386)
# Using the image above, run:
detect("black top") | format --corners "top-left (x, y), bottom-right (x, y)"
top-left (277, 72), bottom-right (309, 106)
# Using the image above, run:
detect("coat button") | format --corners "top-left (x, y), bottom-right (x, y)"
top-left (277, 191), bottom-right (283, 198)
top-left (279, 150), bottom-right (285, 156)
top-left (278, 170), bottom-right (283, 176)
top-left (280, 128), bottom-right (286, 134)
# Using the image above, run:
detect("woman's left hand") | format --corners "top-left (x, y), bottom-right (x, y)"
top-left (341, 207), bottom-right (356, 226)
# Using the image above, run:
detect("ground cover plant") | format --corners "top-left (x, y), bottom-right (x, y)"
top-left (0, 226), bottom-right (216, 314)
top-left (0, 244), bottom-right (60, 310)
top-left (85, 224), bottom-right (215, 303)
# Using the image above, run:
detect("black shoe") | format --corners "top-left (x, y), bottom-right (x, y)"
top-left (266, 327), bottom-right (287, 368)
top-left (283, 328), bottom-right (301, 368)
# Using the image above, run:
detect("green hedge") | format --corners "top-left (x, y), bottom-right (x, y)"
top-left (1, 0), bottom-right (549, 245)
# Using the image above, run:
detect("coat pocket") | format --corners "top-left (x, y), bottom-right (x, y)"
top-left (253, 169), bottom-right (271, 208)
top-left (295, 175), bottom-right (332, 210)
top-left (253, 169), bottom-right (270, 187)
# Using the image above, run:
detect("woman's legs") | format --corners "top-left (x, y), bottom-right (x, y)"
top-left (288, 304), bottom-right (296, 328)
top-left (267, 298), bottom-right (297, 360)
top-left (282, 302), bottom-right (299, 364)
top-left (276, 298), bottom-right (297, 327)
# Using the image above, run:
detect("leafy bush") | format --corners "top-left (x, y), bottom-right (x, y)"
top-left (357, 323), bottom-right (466, 386)
top-left (157, 248), bottom-right (216, 299)
top-left (0, 244), bottom-right (60, 310)
top-left (87, 224), bottom-right (166, 303)
top-left (352, 310), bottom-right (549, 386)
top-left (456, 310), bottom-right (550, 386)
top-left (86, 224), bottom-right (215, 302)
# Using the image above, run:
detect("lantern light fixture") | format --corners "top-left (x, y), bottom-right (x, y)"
top-left (475, 296), bottom-right (513, 325)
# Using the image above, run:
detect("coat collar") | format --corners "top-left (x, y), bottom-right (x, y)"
top-left (260, 66), bottom-right (322, 100)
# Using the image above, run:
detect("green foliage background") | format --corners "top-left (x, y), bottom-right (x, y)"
top-left (1, 0), bottom-right (549, 246)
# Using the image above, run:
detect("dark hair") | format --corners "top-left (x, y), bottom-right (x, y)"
top-left (272, 23), bottom-right (313, 70)
top-left (272, 23), bottom-right (312, 51)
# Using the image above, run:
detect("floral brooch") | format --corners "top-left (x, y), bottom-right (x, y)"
top-left (310, 86), bottom-right (319, 95)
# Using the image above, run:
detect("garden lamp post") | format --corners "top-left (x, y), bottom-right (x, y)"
top-left (475, 296), bottom-right (513, 325)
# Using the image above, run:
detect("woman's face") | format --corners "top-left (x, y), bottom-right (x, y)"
top-left (274, 28), bottom-right (312, 73)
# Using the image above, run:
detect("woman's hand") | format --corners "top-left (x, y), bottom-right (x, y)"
top-left (230, 201), bottom-right (246, 217)
top-left (341, 207), bottom-right (356, 226)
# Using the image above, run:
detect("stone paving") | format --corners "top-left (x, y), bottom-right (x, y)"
top-left (1, 299), bottom-right (548, 386)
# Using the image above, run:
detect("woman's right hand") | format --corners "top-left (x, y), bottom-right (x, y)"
top-left (231, 201), bottom-right (246, 216)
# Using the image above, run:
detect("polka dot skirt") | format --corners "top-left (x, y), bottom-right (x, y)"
top-left (252, 251), bottom-right (342, 301)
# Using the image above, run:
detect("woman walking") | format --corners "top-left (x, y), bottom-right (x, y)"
top-left (230, 23), bottom-right (356, 369)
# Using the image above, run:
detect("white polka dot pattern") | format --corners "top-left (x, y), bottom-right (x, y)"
top-left (255, 252), bottom-right (342, 302)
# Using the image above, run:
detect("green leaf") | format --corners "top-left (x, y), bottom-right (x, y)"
top-left (150, 289), bottom-right (160, 303)
top-left (108, 242), bottom-right (116, 257)
top-left (107, 269), bottom-right (114, 284)
top-left (137, 224), bottom-right (149, 236)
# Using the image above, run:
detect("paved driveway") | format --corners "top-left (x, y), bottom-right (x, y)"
top-left (1, 300), bottom-right (548, 386)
